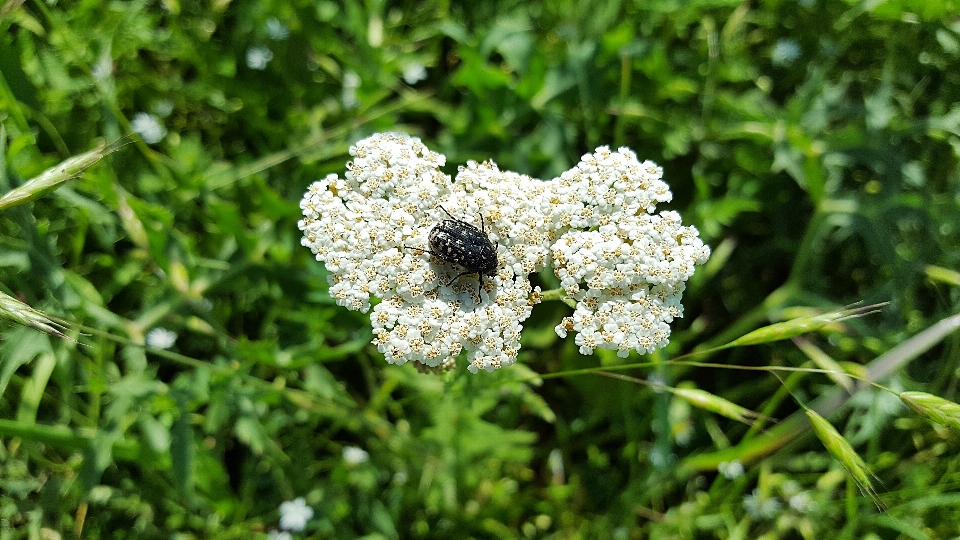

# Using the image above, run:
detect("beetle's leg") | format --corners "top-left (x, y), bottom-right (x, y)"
top-left (446, 270), bottom-right (477, 287)
top-left (451, 273), bottom-right (484, 297)
top-left (446, 271), bottom-right (466, 286)
top-left (479, 212), bottom-right (485, 234)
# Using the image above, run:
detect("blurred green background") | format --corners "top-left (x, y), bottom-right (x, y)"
top-left (2, 0), bottom-right (960, 538)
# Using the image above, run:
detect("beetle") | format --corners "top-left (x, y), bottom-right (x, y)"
top-left (407, 205), bottom-right (499, 296)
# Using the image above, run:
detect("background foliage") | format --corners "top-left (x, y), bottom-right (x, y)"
top-left (2, 0), bottom-right (960, 538)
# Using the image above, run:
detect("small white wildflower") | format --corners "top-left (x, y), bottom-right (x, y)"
top-left (246, 46), bottom-right (274, 70)
top-left (771, 38), bottom-right (801, 67)
top-left (145, 327), bottom-right (177, 349)
top-left (131, 113), bottom-right (167, 145)
top-left (268, 531), bottom-right (292, 540)
top-left (152, 99), bottom-right (174, 118)
top-left (743, 488), bottom-right (781, 519)
top-left (342, 70), bottom-right (361, 108)
top-left (342, 446), bottom-right (369, 465)
top-left (402, 63), bottom-right (427, 84)
top-left (278, 497), bottom-right (313, 532)
top-left (718, 460), bottom-right (745, 479)
top-left (788, 491), bottom-right (816, 513)
top-left (265, 17), bottom-right (289, 40)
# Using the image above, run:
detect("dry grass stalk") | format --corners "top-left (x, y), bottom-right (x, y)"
top-left (793, 336), bottom-right (855, 393)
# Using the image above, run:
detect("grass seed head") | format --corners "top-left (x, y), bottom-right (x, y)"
top-left (900, 391), bottom-right (960, 432)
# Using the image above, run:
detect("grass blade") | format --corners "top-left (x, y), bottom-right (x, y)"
top-left (793, 336), bottom-right (855, 393)
top-left (924, 265), bottom-right (960, 288)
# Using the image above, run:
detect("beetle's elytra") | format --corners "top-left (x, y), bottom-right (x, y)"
top-left (408, 205), bottom-right (498, 295)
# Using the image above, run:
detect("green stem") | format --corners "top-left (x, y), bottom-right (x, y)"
top-left (539, 287), bottom-right (577, 308)
top-left (0, 418), bottom-right (143, 461)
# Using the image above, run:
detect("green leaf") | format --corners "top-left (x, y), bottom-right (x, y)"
top-left (171, 399), bottom-right (194, 495)
top-left (138, 414), bottom-right (171, 453)
top-left (0, 326), bottom-right (51, 396)
top-left (234, 416), bottom-right (266, 455)
top-left (81, 429), bottom-right (122, 492)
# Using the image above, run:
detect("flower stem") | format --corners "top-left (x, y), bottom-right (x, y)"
top-left (539, 287), bottom-right (577, 308)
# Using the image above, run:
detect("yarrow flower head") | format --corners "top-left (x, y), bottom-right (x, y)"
top-left (550, 147), bottom-right (710, 357)
top-left (788, 491), bottom-right (816, 513)
top-left (298, 133), bottom-right (710, 373)
top-left (152, 99), bottom-right (174, 118)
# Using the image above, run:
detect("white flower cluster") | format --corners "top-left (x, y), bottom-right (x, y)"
top-left (550, 147), bottom-right (710, 356)
top-left (298, 133), bottom-right (709, 373)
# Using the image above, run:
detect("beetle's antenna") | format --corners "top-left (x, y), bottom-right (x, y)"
top-left (437, 205), bottom-right (457, 221)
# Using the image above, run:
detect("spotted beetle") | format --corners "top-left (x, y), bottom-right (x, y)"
top-left (408, 205), bottom-right (499, 296)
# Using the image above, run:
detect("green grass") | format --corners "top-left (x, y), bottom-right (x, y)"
top-left (2, 1), bottom-right (960, 538)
